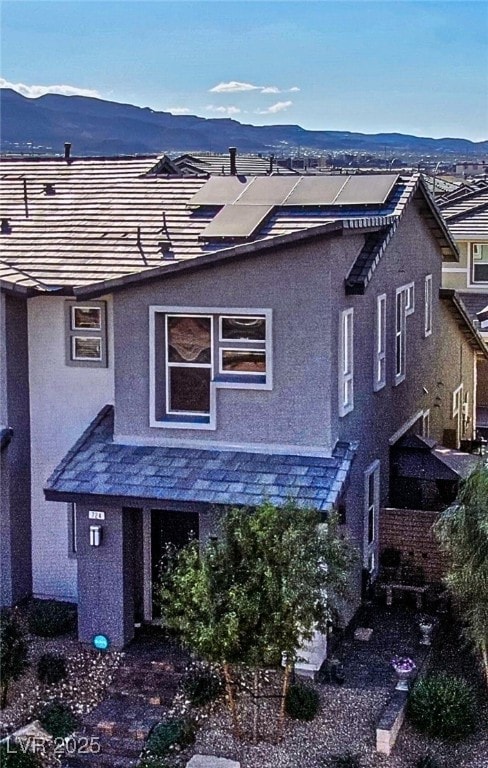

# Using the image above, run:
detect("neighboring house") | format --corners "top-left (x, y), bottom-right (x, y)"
top-left (1, 158), bottom-right (487, 671)
top-left (171, 150), bottom-right (295, 177)
top-left (438, 184), bottom-right (488, 438)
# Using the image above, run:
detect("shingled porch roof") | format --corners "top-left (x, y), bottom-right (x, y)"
top-left (44, 405), bottom-right (356, 512)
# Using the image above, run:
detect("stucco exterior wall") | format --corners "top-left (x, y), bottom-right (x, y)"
top-left (112, 234), bottom-right (367, 454)
top-left (28, 295), bottom-right (114, 600)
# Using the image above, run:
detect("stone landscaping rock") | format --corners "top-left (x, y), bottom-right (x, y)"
top-left (186, 756), bottom-right (241, 768)
top-left (354, 627), bottom-right (373, 641)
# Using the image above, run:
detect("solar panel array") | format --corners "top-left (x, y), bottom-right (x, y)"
top-left (192, 174), bottom-right (399, 240)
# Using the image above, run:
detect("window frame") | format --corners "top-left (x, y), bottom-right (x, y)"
top-left (364, 460), bottom-right (380, 573)
top-left (470, 243), bottom-right (488, 286)
top-left (65, 300), bottom-right (108, 368)
top-left (339, 308), bottom-right (354, 417)
top-left (424, 274), bottom-right (433, 337)
top-left (165, 313), bottom-right (213, 418)
top-left (394, 286), bottom-right (408, 385)
top-left (149, 306), bottom-right (272, 430)
top-left (374, 293), bottom-right (387, 391)
top-left (405, 282), bottom-right (415, 316)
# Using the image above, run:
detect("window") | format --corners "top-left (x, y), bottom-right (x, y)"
top-left (453, 383), bottom-right (463, 445)
top-left (150, 307), bottom-right (272, 429)
top-left (374, 294), bottom-right (386, 391)
top-left (67, 503), bottom-right (77, 557)
top-left (471, 243), bottom-right (488, 284)
top-left (364, 461), bottom-right (380, 572)
top-left (422, 410), bottom-right (430, 438)
top-left (65, 300), bottom-right (107, 367)
top-left (395, 287), bottom-right (407, 384)
top-left (462, 391), bottom-right (470, 437)
top-left (339, 308), bottom-right (354, 416)
top-left (405, 282), bottom-right (415, 316)
top-left (424, 274), bottom-right (433, 337)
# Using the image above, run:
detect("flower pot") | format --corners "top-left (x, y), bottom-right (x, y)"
top-left (393, 667), bottom-right (414, 691)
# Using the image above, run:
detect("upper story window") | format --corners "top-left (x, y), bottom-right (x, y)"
top-left (404, 282), bottom-right (415, 316)
top-left (424, 274), bottom-right (433, 337)
top-left (339, 308), bottom-right (354, 416)
top-left (374, 294), bottom-right (386, 391)
top-left (150, 307), bottom-right (272, 430)
top-left (65, 300), bottom-right (108, 368)
top-left (394, 286), bottom-right (408, 385)
top-left (471, 243), bottom-right (488, 284)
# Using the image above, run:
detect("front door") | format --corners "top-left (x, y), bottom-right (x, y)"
top-left (151, 510), bottom-right (199, 617)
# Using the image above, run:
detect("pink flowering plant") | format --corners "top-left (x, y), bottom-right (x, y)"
top-left (392, 656), bottom-right (416, 673)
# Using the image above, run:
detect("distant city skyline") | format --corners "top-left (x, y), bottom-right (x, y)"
top-left (1, 1), bottom-right (487, 141)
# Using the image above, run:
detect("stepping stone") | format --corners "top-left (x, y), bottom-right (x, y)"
top-left (354, 627), bottom-right (374, 641)
top-left (186, 757), bottom-right (240, 768)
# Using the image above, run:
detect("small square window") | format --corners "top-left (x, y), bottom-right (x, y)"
top-left (65, 301), bottom-right (107, 367)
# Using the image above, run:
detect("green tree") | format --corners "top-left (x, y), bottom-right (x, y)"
top-left (434, 463), bottom-right (488, 687)
top-left (158, 500), bottom-right (356, 739)
top-left (0, 609), bottom-right (29, 709)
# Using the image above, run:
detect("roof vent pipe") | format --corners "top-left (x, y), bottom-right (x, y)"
top-left (269, 154), bottom-right (275, 174)
top-left (229, 147), bottom-right (237, 176)
top-left (1, 218), bottom-right (11, 234)
top-left (64, 142), bottom-right (72, 161)
top-left (43, 183), bottom-right (56, 195)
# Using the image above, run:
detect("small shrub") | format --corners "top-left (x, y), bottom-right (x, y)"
top-left (145, 717), bottom-right (196, 757)
top-left (0, 742), bottom-right (40, 767)
top-left (0, 608), bottom-right (29, 709)
top-left (408, 673), bottom-right (476, 740)
top-left (39, 702), bottom-right (77, 737)
top-left (27, 600), bottom-right (76, 637)
top-left (330, 752), bottom-right (361, 768)
top-left (182, 661), bottom-right (224, 706)
top-left (37, 653), bottom-right (67, 685)
top-left (285, 681), bottom-right (320, 721)
top-left (416, 753), bottom-right (443, 768)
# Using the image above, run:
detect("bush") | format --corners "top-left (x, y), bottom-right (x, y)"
top-left (0, 743), bottom-right (40, 767)
top-left (407, 673), bottom-right (476, 740)
top-left (416, 754), bottom-right (443, 768)
top-left (285, 681), bottom-right (320, 721)
top-left (145, 717), bottom-right (196, 757)
top-left (37, 653), bottom-right (67, 685)
top-left (330, 752), bottom-right (361, 768)
top-left (0, 609), bottom-right (29, 709)
top-left (182, 662), bottom-right (224, 707)
top-left (27, 600), bottom-right (76, 637)
top-left (39, 702), bottom-right (77, 737)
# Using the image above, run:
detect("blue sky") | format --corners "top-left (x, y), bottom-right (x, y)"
top-left (1, 1), bottom-right (487, 141)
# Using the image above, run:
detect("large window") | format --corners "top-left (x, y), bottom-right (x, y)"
top-left (65, 300), bottom-right (107, 367)
top-left (374, 294), bottom-right (386, 391)
top-left (150, 307), bottom-right (272, 429)
top-left (471, 243), bottom-right (488, 284)
top-left (364, 461), bottom-right (380, 573)
top-left (339, 308), bottom-right (354, 416)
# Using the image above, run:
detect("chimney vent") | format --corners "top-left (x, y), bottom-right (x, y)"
top-left (64, 142), bottom-right (72, 161)
top-left (43, 183), bottom-right (56, 195)
top-left (269, 154), bottom-right (275, 174)
top-left (159, 239), bottom-right (174, 259)
top-left (1, 218), bottom-right (11, 234)
top-left (229, 147), bottom-right (237, 176)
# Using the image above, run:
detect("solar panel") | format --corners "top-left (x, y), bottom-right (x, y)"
top-left (283, 176), bottom-right (348, 206)
top-left (333, 174), bottom-right (399, 205)
top-left (199, 204), bottom-right (273, 240)
top-left (187, 176), bottom-right (252, 207)
top-left (234, 176), bottom-right (300, 206)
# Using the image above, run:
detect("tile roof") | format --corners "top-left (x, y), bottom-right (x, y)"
top-left (0, 157), bottom-right (453, 294)
top-left (438, 186), bottom-right (488, 240)
top-left (45, 405), bottom-right (357, 512)
top-left (171, 153), bottom-right (296, 177)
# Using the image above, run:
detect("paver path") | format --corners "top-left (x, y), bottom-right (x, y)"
top-left (62, 635), bottom-right (188, 768)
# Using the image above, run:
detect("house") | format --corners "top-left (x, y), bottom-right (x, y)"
top-left (438, 184), bottom-right (488, 439)
top-left (1, 157), bottom-right (487, 669)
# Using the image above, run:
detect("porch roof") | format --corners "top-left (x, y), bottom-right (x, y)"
top-left (44, 405), bottom-right (356, 512)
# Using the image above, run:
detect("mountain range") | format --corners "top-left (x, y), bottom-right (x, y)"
top-left (2, 88), bottom-right (486, 157)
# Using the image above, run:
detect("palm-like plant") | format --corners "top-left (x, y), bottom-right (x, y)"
top-left (434, 463), bottom-right (488, 686)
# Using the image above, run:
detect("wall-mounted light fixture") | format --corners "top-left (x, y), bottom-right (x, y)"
top-left (89, 525), bottom-right (102, 547)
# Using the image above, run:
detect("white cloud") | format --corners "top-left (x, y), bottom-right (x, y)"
top-left (0, 77), bottom-right (101, 99)
top-left (206, 104), bottom-right (242, 116)
top-left (209, 80), bottom-right (300, 95)
top-left (255, 100), bottom-right (293, 115)
top-left (167, 106), bottom-right (191, 115)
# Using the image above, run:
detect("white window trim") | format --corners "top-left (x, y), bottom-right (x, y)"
top-left (424, 274), bottom-right (433, 337)
top-left (394, 286), bottom-right (408, 385)
top-left (165, 314), bottom-right (213, 418)
top-left (452, 383), bottom-right (463, 418)
top-left (422, 409), bottom-right (430, 438)
top-left (339, 308), bottom-right (354, 416)
top-left (149, 306), bottom-right (273, 430)
top-left (469, 242), bottom-right (488, 287)
top-left (405, 282), bottom-right (415, 316)
top-left (364, 460), bottom-right (380, 572)
top-left (374, 293), bottom-right (386, 391)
